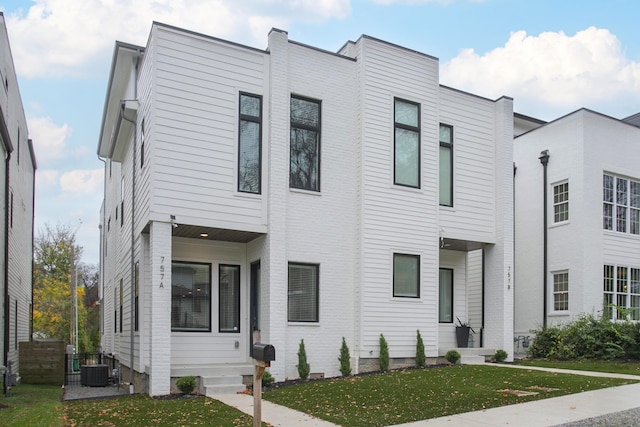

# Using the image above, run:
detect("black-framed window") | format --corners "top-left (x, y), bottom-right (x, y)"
top-left (219, 264), bottom-right (240, 333)
top-left (439, 268), bottom-right (453, 322)
top-left (553, 182), bottom-right (569, 223)
top-left (113, 287), bottom-right (117, 333)
top-left (288, 263), bottom-right (319, 322)
top-left (120, 176), bottom-right (124, 227)
top-left (140, 118), bottom-right (145, 169)
top-left (290, 95), bottom-right (321, 191)
top-left (439, 124), bottom-right (453, 206)
top-left (394, 98), bottom-right (420, 188)
top-left (134, 262), bottom-right (139, 332)
top-left (553, 271), bottom-right (569, 311)
top-left (238, 93), bottom-right (262, 193)
top-left (171, 261), bottom-right (212, 332)
top-left (393, 253), bottom-right (420, 298)
top-left (119, 279), bottom-right (123, 333)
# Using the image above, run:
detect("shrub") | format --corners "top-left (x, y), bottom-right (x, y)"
top-left (297, 339), bottom-right (310, 380)
top-left (262, 370), bottom-right (274, 387)
top-left (529, 313), bottom-right (640, 360)
top-left (445, 350), bottom-right (461, 365)
top-left (415, 330), bottom-right (426, 368)
top-left (379, 334), bottom-right (389, 372)
top-left (493, 349), bottom-right (508, 363)
top-left (175, 376), bottom-right (196, 395)
top-left (339, 337), bottom-right (352, 376)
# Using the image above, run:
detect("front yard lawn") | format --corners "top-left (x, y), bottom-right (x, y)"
top-left (263, 364), bottom-right (638, 427)
top-left (515, 359), bottom-right (640, 376)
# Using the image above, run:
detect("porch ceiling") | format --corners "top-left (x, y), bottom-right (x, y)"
top-left (141, 223), bottom-right (264, 243)
top-left (440, 238), bottom-right (484, 252)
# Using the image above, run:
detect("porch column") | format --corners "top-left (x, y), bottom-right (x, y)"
top-left (484, 96), bottom-right (514, 359)
top-left (149, 220), bottom-right (172, 395)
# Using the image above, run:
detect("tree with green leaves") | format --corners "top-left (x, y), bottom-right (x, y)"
top-left (297, 339), bottom-right (310, 380)
top-left (379, 334), bottom-right (389, 372)
top-left (33, 224), bottom-right (96, 352)
top-left (338, 337), bottom-right (351, 376)
top-left (416, 330), bottom-right (426, 368)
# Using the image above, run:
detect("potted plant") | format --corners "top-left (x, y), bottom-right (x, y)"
top-left (455, 317), bottom-right (475, 348)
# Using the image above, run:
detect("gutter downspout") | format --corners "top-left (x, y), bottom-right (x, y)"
top-left (538, 150), bottom-right (550, 329)
top-left (97, 155), bottom-right (106, 354)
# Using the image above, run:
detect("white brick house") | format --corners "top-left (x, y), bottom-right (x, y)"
top-left (0, 12), bottom-right (37, 383)
top-left (97, 22), bottom-right (514, 396)
top-left (513, 109), bottom-right (640, 355)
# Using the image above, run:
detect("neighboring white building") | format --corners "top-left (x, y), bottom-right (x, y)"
top-left (513, 109), bottom-right (640, 355)
top-left (0, 12), bottom-right (37, 384)
top-left (97, 23), bottom-right (514, 396)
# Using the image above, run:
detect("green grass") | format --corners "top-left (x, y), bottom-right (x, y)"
top-left (0, 384), bottom-right (63, 426)
top-left (264, 365), bottom-right (638, 427)
top-left (63, 394), bottom-right (264, 426)
top-left (516, 359), bottom-right (640, 376)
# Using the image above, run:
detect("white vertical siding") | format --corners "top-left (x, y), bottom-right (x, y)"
top-left (438, 87), bottom-right (496, 243)
top-left (359, 37), bottom-right (440, 358)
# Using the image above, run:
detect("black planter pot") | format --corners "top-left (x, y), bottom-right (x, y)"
top-left (455, 326), bottom-right (470, 348)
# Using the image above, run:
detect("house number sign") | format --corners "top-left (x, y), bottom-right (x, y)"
top-left (159, 256), bottom-right (165, 288)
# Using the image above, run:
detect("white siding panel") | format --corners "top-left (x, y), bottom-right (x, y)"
top-left (152, 26), bottom-right (268, 231)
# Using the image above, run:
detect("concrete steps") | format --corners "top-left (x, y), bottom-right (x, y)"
top-left (171, 364), bottom-right (253, 395)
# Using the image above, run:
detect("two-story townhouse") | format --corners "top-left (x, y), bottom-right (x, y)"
top-left (0, 12), bottom-right (37, 385)
top-left (98, 22), bottom-right (514, 396)
top-left (514, 109), bottom-right (640, 355)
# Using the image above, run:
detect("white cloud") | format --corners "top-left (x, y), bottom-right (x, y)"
top-left (59, 169), bottom-right (103, 196)
top-left (35, 169), bottom-right (59, 193)
top-left (441, 27), bottom-right (640, 118)
top-left (5, 0), bottom-right (350, 78)
top-left (28, 116), bottom-right (72, 166)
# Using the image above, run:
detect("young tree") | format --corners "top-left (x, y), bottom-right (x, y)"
top-left (379, 334), bottom-right (389, 372)
top-left (338, 337), bottom-right (352, 376)
top-left (297, 339), bottom-right (310, 380)
top-left (33, 223), bottom-right (91, 351)
top-left (416, 330), bottom-right (426, 368)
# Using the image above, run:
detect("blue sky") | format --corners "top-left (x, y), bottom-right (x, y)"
top-left (1, 0), bottom-right (639, 265)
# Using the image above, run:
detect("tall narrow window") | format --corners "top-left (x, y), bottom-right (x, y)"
top-left (290, 96), bottom-right (321, 191)
top-left (119, 279), bottom-right (123, 333)
top-left (171, 262), bottom-right (212, 332)
top-left (288, 263), bottom-right (319, 322)
top-left (553, 272), bottom-right (569, 311)
top-left (603, 265), bottom-right (614, 319)
top-left (238, 93), bottom-right (262, 193)
top-left (114, 287), bottom-right (117, 333)
top-left (120, 176), bottom-right (125, 227)
top-left (134, 262), bottom-right (139, 332)
top-left (140, 118), bottom-right (145, 168)
top-left (439, 268), bottom-right (453, 322)
top-left (631, 181), bottom-right (640, 235)
top-left (616, 178), bottom-right (628, 232)
top-left (553, 182), bottom-right (569, 223)
top-left (219, 265), bottom-right (240, 333)
top-left (394, 98), bottom-right (420, 188)
top-left (393, 253), bottom-right (420, 298)
top-left (439, 124), bottom-right (453, 206)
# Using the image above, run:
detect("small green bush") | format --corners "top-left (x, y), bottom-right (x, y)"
top-left (339, 337), bottom-right (352, 376)
top-left (445, 350), bottom-right (461, 365)
top-left (415, 330), bottom-right (426, 368)
top-left (379, 334), bottom-right (389, 372)
top-left (262, 370), bottom-right (274, 387)
top-left (297, 339), bottom-right (310, 380)
top-left (529, 313), bottom-right (640, 361)
top-left (175, 376), bottom-right (196, 395)
top-left (493, 349), bottom-right (508, 363)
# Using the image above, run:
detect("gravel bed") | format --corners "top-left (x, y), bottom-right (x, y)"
top-left (554, 407), bottom-right (640, 427)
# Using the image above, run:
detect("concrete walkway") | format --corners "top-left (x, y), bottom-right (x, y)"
top-left (211, 365), bottom-right (640, 427)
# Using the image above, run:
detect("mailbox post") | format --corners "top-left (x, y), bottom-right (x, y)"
top-left (252, 343), bottom-right (275, 427)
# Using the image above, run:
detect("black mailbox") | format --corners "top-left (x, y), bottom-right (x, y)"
top-left (253, 343), bottom-right (276, 362)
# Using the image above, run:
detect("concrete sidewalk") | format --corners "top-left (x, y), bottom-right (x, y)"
top-left (211, 365), bottom-right (640, 427)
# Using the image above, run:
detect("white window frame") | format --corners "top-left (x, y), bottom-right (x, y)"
top-left (288, 262), bottom-right (319, 323)
top-left (604, 173), bottom-right (640, 235)
top-left (552, 271), bottom-right (569, 312)
top-left (603, 264), bottom-right (640, 321)
top-left (553, 181), bottom-right (569, 223)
